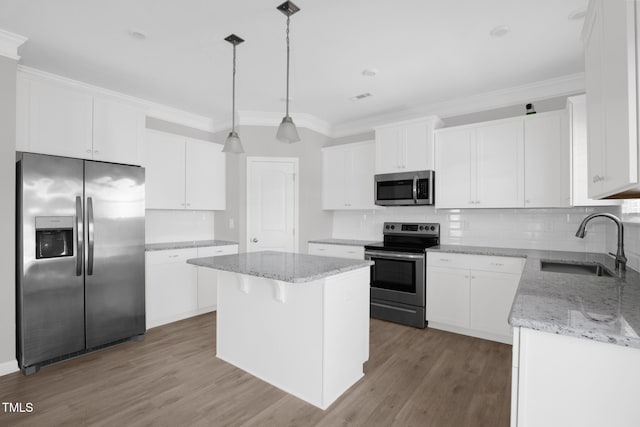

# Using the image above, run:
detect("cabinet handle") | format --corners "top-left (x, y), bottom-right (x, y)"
top-left (168, 254), bottom-right (179, 258)
top-left (93, 150), bottom-right (100, 154)
top-left (471, 275), bottom-right (476, 279)
top-left (593, 175), bottom-right (605, 183)
top-left (186, 203), bottom-right (191, 207)
top-left (86, 149), bottom-right (92, 153)
top-left (347, 251), bottom-right (356, 254)
top-left (465, 275), bottom-right (469, 279)
top-left (525, 200), bottom-right (531, 204)
top-left (490, 262), bottom-right (504, 267)
top-left (318, 248), bottom-right (325, 251)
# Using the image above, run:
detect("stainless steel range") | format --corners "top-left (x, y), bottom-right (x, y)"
top-left (364, 222), bottom-right (440, 328)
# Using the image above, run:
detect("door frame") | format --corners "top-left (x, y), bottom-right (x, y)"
top-left (246, 156), bottom-right (300, 253)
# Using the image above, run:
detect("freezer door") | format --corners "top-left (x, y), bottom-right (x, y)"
top-left (84, 161), bottom-right (145, 348)
top-left (17, 153), bottom-right (85, 367)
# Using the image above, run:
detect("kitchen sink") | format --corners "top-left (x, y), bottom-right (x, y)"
top-left (540, 260), bottom-right (614, 277)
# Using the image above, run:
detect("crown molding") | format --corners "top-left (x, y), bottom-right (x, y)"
top-left (238, 110), bottom-right (333, 137)
top-left (332, 73), bottom-right (586, 138)
top-left (17, 65), bottom-right (218, 133)
top-left (0, 29), bottom-right (27, 60)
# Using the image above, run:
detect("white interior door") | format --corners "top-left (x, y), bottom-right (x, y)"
top-left (247, 157), bottom-right (298, 253)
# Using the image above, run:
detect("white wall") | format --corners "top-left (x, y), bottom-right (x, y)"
top-left (145, 210), bottom-right (215, 244)
top-left (0, 55), bottom-right (17, 374)
top-left (332, 206), bottom-right (621, 253)
top-left (214, 125), bottom-right (333, 253)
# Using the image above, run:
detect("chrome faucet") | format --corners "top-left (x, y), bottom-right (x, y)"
top-left (575, 213), bottom-right (627, 271)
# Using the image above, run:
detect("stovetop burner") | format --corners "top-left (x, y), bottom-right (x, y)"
top-left (364, 222), bottom-right (440, 253)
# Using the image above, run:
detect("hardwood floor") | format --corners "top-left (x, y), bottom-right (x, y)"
top-left (0, 314), bottom-right (511, 427)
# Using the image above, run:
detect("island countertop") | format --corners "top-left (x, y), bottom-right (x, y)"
top-left (187, 250), bottom-right (373, 284)
top-left (426, 245), bottom-right (640, 349)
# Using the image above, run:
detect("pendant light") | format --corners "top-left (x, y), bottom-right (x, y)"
top-left (222, 34), bottom-right (245, 154)
top-left (276, 1), bottom-right (301, 143)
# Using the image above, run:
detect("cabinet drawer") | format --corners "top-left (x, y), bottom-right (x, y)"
top-left (309, 243), bottom-right (364, 259)
top-left (468, 255), bottom-right (524, 275)
top-left (427, 252), bottom-right (524, 274)
top-left (197, 245), bottom-right (238, 257)
top-left (146, 248), bottom-right (198, 266)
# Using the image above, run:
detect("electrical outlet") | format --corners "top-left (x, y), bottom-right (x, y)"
top-left (229, 218), bottom-right (235, 229)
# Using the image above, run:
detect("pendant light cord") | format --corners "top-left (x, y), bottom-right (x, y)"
top-left (231, 43), bottom-right (237, 132)
top-left (285, 15), bottom-right (290, 118)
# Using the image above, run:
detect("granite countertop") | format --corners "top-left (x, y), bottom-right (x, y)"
top-left (308, 238), bottom-right (381, 246)
top-left (187, 250), bottom-right (373, 283)
top-left (146, 239), bottom-right (239, 251)
top-left (426, 245), bottom-right (640, 349)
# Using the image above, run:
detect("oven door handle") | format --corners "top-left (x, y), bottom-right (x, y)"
top-left (412, 175), bottom-right (418, 204)
top-left (365, 250), bottom-right (425, 260)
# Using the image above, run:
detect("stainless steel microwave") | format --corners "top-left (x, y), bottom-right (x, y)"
top-left (374, 170), bottom-right (434, 206)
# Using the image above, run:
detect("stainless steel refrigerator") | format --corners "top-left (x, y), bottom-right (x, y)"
top-left (16, 152), bottom-right (145, 374)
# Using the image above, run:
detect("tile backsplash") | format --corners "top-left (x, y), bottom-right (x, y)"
top-left (621, 222), bottom-right (640, 271)
top-left (146, 210), bottom-right (215, 243)
top-left (332, 206), bottom-right (623, 253)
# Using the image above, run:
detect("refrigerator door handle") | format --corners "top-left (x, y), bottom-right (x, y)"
top-left (75, 196), bottom-right (83, 276)
top-left (87, 196), bottom-right (95, 276)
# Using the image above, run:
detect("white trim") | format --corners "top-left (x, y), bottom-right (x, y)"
top-left (238, 110), bottom-right (333, 137)
top-left (332, 73), bottom-right (586, 137)
top-left (17, 66), bottom-right (219, 133)
top-left (373, 115), bottom-right (444, 131)
top-left (0, 29), bottom-right (27, 60)
top-left (0, 359), bottom-right (19, 377)
top-left (246, 156), bottom-right (300, 254)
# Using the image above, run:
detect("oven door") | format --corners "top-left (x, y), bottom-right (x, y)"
top-left (365, 250), bottom-right (425, 306)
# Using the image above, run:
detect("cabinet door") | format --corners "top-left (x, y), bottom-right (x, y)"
top-left (92, 97), bottom-right (145, 166)
top-left (434, 128), bottom-right (474, 208)
top-left (322, 146), bottom-right (348, 209)
top-left (145, 130), bottom-right (186, 209)
top-left (426, 266), bottom-right (470, 328)
top-left (185, 138), bottom-right (226, 210)
top-left (469, 271), bottom-right (519, 339)
top-left (475, 120), bottom-right (524, 208)
top-left (348, 141), bottom-right (377, 209)
top-left (375, 127), bottom-right (403, 174)
top-left (28, 80), bottom-right (93, 159)
top-left (584, 3), bottom-right (606, 198)
top-left (145, 249), bottom-right (198, 328)
top-left (524, 112), bottom-right (569, 207)
top-left (402, 122), bottom-right (431, 172)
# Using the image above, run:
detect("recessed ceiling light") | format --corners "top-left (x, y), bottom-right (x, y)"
top-left (128, 29), bottom-right (147, 40)
top-left (362, 68), bottom-right (378, 77)
top-left (350, 93), bottom-right (373, 102)
top-left (568, 8), bottom-right (586, 21)
top-left (489, 25), bottom-right (510, 38)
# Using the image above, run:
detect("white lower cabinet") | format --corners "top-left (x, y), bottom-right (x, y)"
top-left (511, 327), bottom-right (640, 427)
top-left (426, 252), bottom-right (524, 344)
top-left (146, 244), bottom-right (238, 328)
top-left (308, 243), bottom-right (365, 259)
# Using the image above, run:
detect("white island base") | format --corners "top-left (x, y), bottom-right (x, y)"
top-left (216, 268), bottom-right (370, 410)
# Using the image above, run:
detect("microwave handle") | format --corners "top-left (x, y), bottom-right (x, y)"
top-left (412, 175), bottom-right (418, 204)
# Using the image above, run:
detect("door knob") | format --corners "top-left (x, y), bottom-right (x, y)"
top-left (252, 238), bottom-right (258, 243)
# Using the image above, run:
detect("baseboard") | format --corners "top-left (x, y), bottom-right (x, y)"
top-left (0, 359), bottom-right (19, 377)
top-left (428, 322), bottom-right (513, 345)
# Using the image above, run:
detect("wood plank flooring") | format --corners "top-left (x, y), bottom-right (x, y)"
top-left (0, 313), bottom-right (511, 427)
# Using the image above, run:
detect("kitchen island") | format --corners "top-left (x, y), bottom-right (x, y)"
top-left (187, 251), bottom-right (373, 410)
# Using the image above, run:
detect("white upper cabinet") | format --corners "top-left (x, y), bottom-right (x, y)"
top-left (322, 141), bottom-right (377, 210)
top-left (475, 120), bottom-right (524, 208)
top-left (583, 0), bottom-right (640, 198)
top-left (435, 118), bottom-right (524, 209)
top-left (434, 127), bottom-right (474, 208)
top-left (145, 130), bottom-right (226, 211)
top-left (16, 74), bottom-right (146, 166)
top-left (23, 78), bottom-right (94, 159)
top-left (145, 130), bottom-right (186, 210)
top-left (92, 97), bottom-right (145, 165)
top-left (523, 111), bottom-right (570, 208)
top-left (185, 137), bottom-right (226, 210)
top-left (435, 112), bottom-right (574, 209)
top-left (567, 95), bottom-right (621, 207)
top-left (374, 117), bottom-right (442, 174)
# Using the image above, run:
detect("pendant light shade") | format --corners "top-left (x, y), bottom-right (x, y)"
top-left (222, 34), bottom-right (245, 154)
top-left (276, 1), bottom-right (301, 143)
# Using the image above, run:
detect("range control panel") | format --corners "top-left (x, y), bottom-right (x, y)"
top-left (383, 222), bottom-right (439, 235)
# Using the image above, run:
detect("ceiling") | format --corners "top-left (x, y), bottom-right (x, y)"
top-left (0, 0), bottom-right (588, 132)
